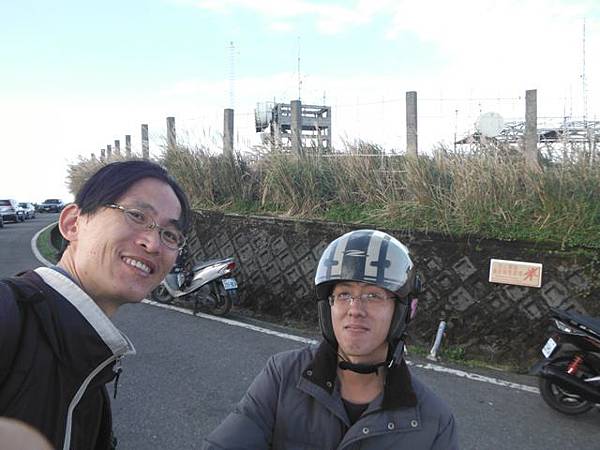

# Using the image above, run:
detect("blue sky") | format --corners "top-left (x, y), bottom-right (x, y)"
top-left (1, 0), bottom-right (599, 202)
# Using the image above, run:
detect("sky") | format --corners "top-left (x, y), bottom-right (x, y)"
top-left (1, 0), bottom-right (599, 203)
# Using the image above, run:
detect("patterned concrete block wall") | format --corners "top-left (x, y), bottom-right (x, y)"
top-left (187, 210), bottom-right (599, 369)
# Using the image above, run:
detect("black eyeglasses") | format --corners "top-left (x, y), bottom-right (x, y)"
top-left (328, 292), bottom-right (394, 308)
top-left (106, 204), bottom-right (186, 251)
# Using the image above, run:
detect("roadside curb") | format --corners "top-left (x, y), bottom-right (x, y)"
top-left (31, 221), bottom-right (57, 268)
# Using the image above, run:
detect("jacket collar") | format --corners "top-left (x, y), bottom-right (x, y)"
top-left (33, 267), bottom-right (136, 358)
top-left (302, 341), bottom-right (417, 409)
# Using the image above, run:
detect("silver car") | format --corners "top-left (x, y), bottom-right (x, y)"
top-left (18, 202), bottom-right (36, 219)
top-left (0, 199), bottom-right (24, 223)
top-left (40, 198), bottom-right (65, 213)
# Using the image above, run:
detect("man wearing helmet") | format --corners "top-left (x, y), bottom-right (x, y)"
top-left (203, 229), bottom-right (458, 449)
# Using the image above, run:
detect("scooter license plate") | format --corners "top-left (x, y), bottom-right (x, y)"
top-left (542, 337), bottom-right (558, 358)
top-left (222, 278), bottom-right (238, 290)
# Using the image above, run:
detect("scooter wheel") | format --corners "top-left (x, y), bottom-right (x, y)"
top-left (538, 357), bottom-right (594, 415)
top-left (151, 285), bottom-right (173, 304)
top-left (208, 283), bottom-right (232, 316)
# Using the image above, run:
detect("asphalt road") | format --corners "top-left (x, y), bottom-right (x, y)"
top-left (110, 303), bottom-right (600, 450)
top-left (2, 218), bottom-right (599, 449)
top-left (0, 213), bottom-right (57, 277)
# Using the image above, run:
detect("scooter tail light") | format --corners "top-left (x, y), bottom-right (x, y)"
top-left (567, 355), bottom-right (583, 375)
top-left (226, 261), bottom-right (236, 272)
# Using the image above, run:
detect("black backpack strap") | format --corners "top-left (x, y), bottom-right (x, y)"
top-left (4, 273), bottom-right (47, 303)
top-left (0, 274), bottom-right (46, 389)
top-left (0, 280), bottom-right (24, 389)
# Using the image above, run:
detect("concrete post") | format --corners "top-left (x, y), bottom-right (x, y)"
top-left (223, 108), bottom-right (234, 158)
top-left (272, 115), bottom-right (281, 150)
top-left (290, 100), bottom-right (303, 155)
top-left (167, 116), bottom-right (176, 149)
top-left (524, 89), bottom-right (539, 170)
top-left (107, 144), bottom-right (112, 160)
top-left (91, 152), bottom-right (95, 160)
top-left (100, 149), bottom-right (106, 160)
top-left (427, 320), bottom-right (447, 361)
top-left (406, 91), bottom-right (418, 157)
top-left (125, 135), bottom-right (131, 158)
top-left (587, 126), bottom-right (595, 165)
top-left (141, 124), bottom-right (149, 160)
top-left (114, 140), bottom-right (120, 156)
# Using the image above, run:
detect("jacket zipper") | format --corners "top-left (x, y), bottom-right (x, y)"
top-left (62, 354), bottom-right (119, 450)
top-left (113, 357), bottom-right (123, 399)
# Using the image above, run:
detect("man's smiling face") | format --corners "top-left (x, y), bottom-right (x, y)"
top-left (330, 281), bottom-right (395, 365)
top-left (60, 177), bottom-right (182, 315)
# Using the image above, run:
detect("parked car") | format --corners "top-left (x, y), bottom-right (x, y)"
top-left (0, 199), bottom-right (24, 223)
top-left (15, 204), bottom-right (26, 221)
top-left (18, 202), bottom-right (36, 219)
top-left (40, 198), bottom-right (65, 213)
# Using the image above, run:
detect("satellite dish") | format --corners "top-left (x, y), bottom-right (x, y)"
top-left (476, 112), bottom-right (504, 137)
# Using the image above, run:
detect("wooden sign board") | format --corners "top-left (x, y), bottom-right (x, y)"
top-left (489, 259), bottom-right (542, 288)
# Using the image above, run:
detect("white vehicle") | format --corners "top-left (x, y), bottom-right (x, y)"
top-left (151, 257), bottom-right (239, 316)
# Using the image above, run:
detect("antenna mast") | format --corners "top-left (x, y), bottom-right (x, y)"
top-left (229, 41), bottom-right (235, 109)
top-left (582, 19), bottom-right (587, 124)
top-left (297, 36), bottom-right (302, 101)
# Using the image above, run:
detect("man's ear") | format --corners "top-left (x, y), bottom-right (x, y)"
top-left (59, 203), bottom-right (82, 242)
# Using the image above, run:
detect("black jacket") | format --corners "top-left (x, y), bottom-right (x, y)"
top-left (0, 268), bottom-right (135, 450)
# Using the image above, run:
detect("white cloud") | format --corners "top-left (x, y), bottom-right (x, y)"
top-left (386, 0), bottom-right (595, 73)
top-left (192, 0), bottom-right (392, 34)
top-left (269, 21), bottom-right (294, 32)
top-left (190, 0), bottom-right (228, 12)
top-left (383, 0), bottom-right (600, 119)
top-left (189, 0), bottom-right (599, 100)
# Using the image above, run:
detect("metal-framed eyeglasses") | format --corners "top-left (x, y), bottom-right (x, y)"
top-left (106, 204), bottom-right (186, 251)
top-left (328, 292), bottom-right (394, 308)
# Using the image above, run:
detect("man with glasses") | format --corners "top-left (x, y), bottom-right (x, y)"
top-left (0, 160), bottom-right (190, 450)
top-left (204, 229), bottom-right (458, 449)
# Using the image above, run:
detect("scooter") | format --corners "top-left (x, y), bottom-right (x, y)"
top-left (530, 308), bottom-right (600, 415)
top-left (150, 257), bottom-right (239, 316)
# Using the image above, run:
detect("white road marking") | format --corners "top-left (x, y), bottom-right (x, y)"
top-left (142, 299), bottom-right (318, 345)
top-left (406, 361), bottom-right (540, 394)
top-left (143, 299), bottom-right (540, 395)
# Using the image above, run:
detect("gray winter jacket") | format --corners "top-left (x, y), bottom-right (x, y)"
top-left (204, 342), bottom-right (458, 449)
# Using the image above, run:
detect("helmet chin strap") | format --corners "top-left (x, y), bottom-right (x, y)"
top-left (337, 339), bottom-right (405, 375)
top-left (338, 360), bottom-right (387, 375)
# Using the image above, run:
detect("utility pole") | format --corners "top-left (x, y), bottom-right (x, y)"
top-left (167, 117), bottom-right (176, 149)
top-left (141, 124), bottom-right (149, 159)
top-left (524, 89), bottom-right (540, 170)
top-left (406, 91), bottom-right (418, 157)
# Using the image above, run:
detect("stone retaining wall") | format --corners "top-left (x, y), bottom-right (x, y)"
top-left (187, 210), bottom-right (599, 369)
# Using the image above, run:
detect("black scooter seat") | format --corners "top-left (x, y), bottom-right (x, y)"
top-left (551, 308), bottom-right (600, 336)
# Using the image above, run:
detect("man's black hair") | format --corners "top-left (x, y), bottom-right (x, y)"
top-left (56, 160), bottom-right (191, 258)
top-left (75, 160), bottom-right (191, 230)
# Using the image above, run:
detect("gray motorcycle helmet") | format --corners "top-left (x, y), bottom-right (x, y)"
top-left (315, 229), bottom-right (420, 348)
